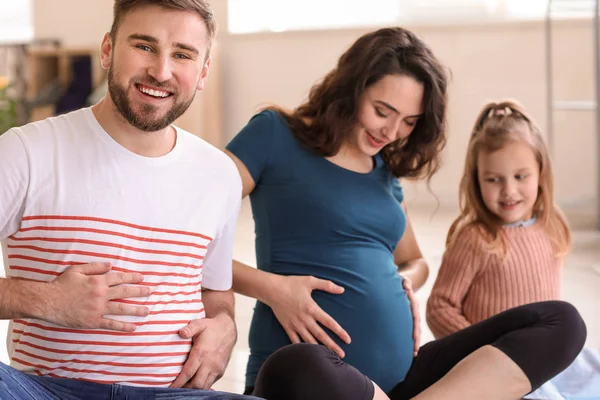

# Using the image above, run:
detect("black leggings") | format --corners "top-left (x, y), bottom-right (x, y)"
top-left (248, 301), bottom-right (586, 400)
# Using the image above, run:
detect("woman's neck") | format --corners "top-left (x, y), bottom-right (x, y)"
top-left (326, 143), bottom-right (374, 174)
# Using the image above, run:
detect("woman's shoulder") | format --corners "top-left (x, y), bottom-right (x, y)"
top-left (229, 108), bottom-right (294, 147)
top-left (250, 109), bottom-right (299, 139)
top-left (246, 108), bottom-right (279, 127)
top-left (253, 108), bottom-right (289, 126)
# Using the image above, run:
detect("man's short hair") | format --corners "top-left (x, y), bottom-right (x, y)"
top-left (110, 0), bottom-right (217, 53)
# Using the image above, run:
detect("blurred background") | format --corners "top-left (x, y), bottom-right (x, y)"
top-left (0, 0), bottom-right (598, 393)
top-left (2, 0), bottom-right (598, 215)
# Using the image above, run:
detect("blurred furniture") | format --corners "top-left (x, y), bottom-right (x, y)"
top-left (0, 1), bottom-right (34, 127)
top-left (26, 43), bottom-right (104, 122)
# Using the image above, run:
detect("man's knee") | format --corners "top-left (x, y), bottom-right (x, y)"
top-left (0, 362), bottom-right (19, 381)
top-left (0, 362), bottom-right (35, 398)
top-left (0, 362), bottom-right (10, 391)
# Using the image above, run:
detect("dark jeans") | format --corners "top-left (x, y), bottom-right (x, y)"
top-left (0, 362), bottom-right (262, 400)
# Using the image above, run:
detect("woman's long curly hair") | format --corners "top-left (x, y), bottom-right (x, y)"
top-left (266, 27), bottom-right (449, 180)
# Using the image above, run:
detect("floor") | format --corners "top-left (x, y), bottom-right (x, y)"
top-left (1, 198), bottom-right (599, 395)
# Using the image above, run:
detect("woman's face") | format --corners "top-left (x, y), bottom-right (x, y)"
top-left (351, 74), bottom-right (424, 157)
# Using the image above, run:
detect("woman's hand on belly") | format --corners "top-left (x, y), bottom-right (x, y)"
top-left (264, 275), bottom-right (352, 358)
top-left (403, 277), bottom-right (421, 357)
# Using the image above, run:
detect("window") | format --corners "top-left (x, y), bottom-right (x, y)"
top-left (0, 0), bottom-right (34, 44)
top-left (397, 0), bottom-right (501, 23)
top-left (507, 0), bottom-right (596, 20)
top-left (228, 1), bottom-right (595, 34)
top-left (228, 0), bottom-right (400, 34)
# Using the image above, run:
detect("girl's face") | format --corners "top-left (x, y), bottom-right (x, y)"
top-left (350, 74), bottom-right (423, 157)
top-left (477, 140), bottom-right (540, 224)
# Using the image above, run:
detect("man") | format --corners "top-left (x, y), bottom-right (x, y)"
top-left (0, 1), bottom-right (258, 398)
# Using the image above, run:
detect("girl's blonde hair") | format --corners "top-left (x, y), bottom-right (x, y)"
top-left (446, 99), bottom-right (571, 257)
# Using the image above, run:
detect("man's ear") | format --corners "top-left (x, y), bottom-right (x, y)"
top-left (100, 32), bottom-right (113, 70)
top-left (197, 55), bottom-right (212, 91)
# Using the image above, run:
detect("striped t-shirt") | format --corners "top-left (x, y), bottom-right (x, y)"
top-left (0, 108), bottom-right (242, 386)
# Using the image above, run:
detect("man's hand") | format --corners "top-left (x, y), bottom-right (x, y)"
top-left (46, 262), bottom-right (152, 331)
top-left (170, 313), bottom-right (237, 389)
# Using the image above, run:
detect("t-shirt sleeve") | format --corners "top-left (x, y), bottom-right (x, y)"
top-left (391, 177), bottom-right (404, 204)
top-left (225, 110), bottom-right (277, 184)
top-left (0, 129), bottom-right (29, 239)
top-left (201, 175), bottom-right (242, 291)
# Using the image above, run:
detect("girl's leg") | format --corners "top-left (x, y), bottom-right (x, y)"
top-left (390, 300), bottom-right (587, 400)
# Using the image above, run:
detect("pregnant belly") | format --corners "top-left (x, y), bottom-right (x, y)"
top-left (314, 278), bottom-right (414, 392)
top-left (248, 274), bottom-right (415, 393)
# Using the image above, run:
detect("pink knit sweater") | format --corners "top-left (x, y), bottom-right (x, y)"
top-left (426, 221), bottom-right (562, 339)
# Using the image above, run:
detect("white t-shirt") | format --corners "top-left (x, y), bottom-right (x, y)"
top-left (0, 107), bottom-right (242, 387)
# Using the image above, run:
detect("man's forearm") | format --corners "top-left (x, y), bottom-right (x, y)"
top-left (0, 277), bottom-right (49, 320)
top-left (202, 288), bottom-right (235, 320)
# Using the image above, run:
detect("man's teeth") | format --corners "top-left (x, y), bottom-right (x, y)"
top-left (139, 86), bottom-right (170, 98)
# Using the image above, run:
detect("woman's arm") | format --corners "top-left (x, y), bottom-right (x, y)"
top-left (393, 202), bottom-right (428, 356)
top-left (223, 149), bottom-right (274, 301)
top-left (224, 149), bottom-right (351, 357)
top-left (224, 150), bottom-right (292, 305)
top-left (394, 202), bottom-right (429, 290)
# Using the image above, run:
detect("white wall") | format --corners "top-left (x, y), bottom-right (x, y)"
top-left (33, 1), bottom-right (598, 211)
top-left (219, 19), bottom-right (597, 210)
top-left (33, 0), bottom-right (113, 47)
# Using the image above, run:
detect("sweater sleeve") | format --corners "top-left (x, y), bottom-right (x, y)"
top-left (426, 226), bottom-right (486, 339)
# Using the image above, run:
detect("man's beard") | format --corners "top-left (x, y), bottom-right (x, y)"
top-left (107, 67), bottom-right (195, 132)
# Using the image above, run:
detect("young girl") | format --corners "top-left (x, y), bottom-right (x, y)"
top-left (426, 99), bottom-right (599, 399)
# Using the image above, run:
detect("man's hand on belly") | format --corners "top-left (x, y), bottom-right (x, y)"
top-left (44, 262), bottom-right (152, 331)
top-left (170, 313), bottom-right (237, 390)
